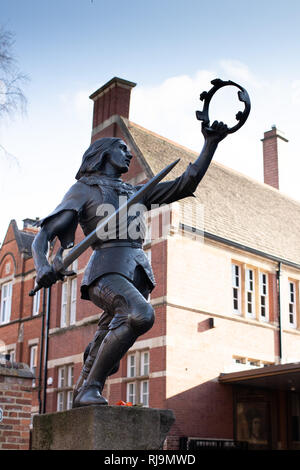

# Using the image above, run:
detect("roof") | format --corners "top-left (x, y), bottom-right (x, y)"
top-left (18, 230), bottom-right (35, 257)
top-left (219, 362), bottom-right (300, 392)
top-left (89, 77), bottom-right (136, 100)
top-left (120, 117), bottom-right (300, 266)
top-left (1, 220), bottom-right (35, 258)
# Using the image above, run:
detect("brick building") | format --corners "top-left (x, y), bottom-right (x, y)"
top-left (1, 77), bottom-right (300, 450)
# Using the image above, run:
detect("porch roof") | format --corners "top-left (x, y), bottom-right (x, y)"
top-left (219, 362), bottom-right (300, 392)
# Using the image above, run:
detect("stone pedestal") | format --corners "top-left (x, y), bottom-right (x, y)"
top-left (31, 405), bottom-right (175, 450)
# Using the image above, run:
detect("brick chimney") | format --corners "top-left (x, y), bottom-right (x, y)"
top-left (89, 77), bottom-right (136, 141)
top-left (261, 125), bottom-right (288, 190)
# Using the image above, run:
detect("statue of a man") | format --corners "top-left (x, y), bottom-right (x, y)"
top-left (32, 121), bottom-right (228, 407)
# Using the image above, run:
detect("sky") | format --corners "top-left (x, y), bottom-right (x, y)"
top-left (1, 0), bottom-right (300, 243)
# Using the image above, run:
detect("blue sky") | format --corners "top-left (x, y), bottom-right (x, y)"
top-left (1, 0), bottom-right (300, 242)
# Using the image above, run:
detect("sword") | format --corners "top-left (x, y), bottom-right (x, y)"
top-left (29, 158), bottom-right (180, 296)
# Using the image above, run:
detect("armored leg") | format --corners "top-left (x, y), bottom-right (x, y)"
top-left (74, 273), bottom-right (154, 407)
top-left (72, 312), bottom-right (120, 404)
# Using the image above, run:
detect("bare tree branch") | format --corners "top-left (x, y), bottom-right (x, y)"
top-left (0, 26), bottom-right (28, 119)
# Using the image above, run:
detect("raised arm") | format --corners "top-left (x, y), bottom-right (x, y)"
top-left (142, 120), bottom-right (228, 208)
top-left (187, 120), bottom-right (228, 189)
top-left (32, 210), bottom-right (78, 288)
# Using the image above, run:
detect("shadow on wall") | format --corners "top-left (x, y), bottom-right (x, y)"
top-left (165, 378), bottom-right (234, 442)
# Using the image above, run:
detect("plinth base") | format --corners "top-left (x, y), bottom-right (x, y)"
top-left (32, 405), bottom-right (175, 450)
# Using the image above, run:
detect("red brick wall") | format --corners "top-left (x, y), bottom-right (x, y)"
top-left (0, 366), bottom-right (33, 450)
top-left (262, 126), bottom-right (288, 190)
top-left (262, 128), bottom-right (279, 189)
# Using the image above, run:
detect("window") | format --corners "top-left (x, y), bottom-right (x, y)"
top-left (247, 359), bottom-right (260, 368)
top-left (30, 345), bottom-right (38, 387)
top-left (246, 269), bottom-right (255, 317)
top-left (231, 262), bottom-right (271, 322)
top-left (140, 381), bottom-right (149, 407)
top-left (61, 282), bottom-right (68, 327)
top-left (8, 349), bottom-right (15, 363)
top-left (127, 354), bottom-right (136, 378)
top-left (57, 364), bottom-right (74, 411)
top-left (126, 350), bottom-right (150, 407)
top-left (289, 281), bottom-right (297, 327)
top-left (0, 281), bottom-right (12, 324)
top-left (126, 382), bottom-right (136, 404)
top-left (32, 285), bottom-right (40, 316)
top-left (232, 264), bottom-right (241, 314)
top-left (259, 273), bottom-right (269, 321)
top-left (60, 277), bottom-right (77, 327)
top-left (70, 278), bottom-right (77, 325)
top-left (231, 356), bottom-right (274, 372)
top-left (140, 351), bottom-right (149, 376)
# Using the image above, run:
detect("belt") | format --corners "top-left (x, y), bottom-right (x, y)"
top-left (94, 241), bottom-right (143, 250)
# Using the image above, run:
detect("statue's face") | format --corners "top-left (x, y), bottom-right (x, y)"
top-left (106, 140), bottom-right (133, 173)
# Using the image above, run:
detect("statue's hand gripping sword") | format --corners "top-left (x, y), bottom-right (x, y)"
top-left (29, 158), bottom-right (180, 297)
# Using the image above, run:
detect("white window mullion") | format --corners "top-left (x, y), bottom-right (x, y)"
top-left (127, 354), bottom-right (136, 378)
top-left (57, 392), bottom-right (64, 411)
top-left (70, 278), bottom-right (77, 325)
top-left (259, 273), bottom-right (269, 322)
top-left (140, 380), bottom-right (149, 407)
top-left (30, 344), bottom-right (38, 386)
top-left (289, 281), bottom-right (297, 327)
top-left (0, 281), bottom-right (13, 324)
top-left (232, 264), bottom-right (241, 315)
top-left (246, 268), bottom-right (255, 317)
top-left (140, 351), bottom-right (149, 376)
top-left (32, 286), bottom-right (40, 316)
top-left (58, 366), bottom-right (65, 388)
top-left (126, 382), bottom-right (136, 405)
top-left (61, 282), bottom-right (68, 327)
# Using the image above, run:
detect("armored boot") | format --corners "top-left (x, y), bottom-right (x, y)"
top-left (72, 331), bottom-right (120, 407)
top-left (73, 323), bottom-right (137, 407)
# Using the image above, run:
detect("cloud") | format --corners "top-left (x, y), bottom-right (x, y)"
top-left (130, 63), bottom-right (300, 201)
top-left (219, 60), bottom-right (265, 88)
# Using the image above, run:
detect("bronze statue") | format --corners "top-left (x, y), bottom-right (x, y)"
top-left (31, 79), bottom-right (250, 408)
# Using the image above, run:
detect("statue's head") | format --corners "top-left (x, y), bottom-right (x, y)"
top-left (75, 137), bottom-right (132, 180)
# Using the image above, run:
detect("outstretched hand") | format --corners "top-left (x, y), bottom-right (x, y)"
top-left (36, 264), bottom-right (58, 289)
top-left (202, 120), bottom-right (229, 144)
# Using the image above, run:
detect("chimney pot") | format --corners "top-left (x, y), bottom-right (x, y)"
top-left (261, 126), bottom-right (288, 190)
top-left (89, 77), bottom-right (136, 139)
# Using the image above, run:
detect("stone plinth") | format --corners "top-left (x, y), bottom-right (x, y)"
top-left (31, 405), bottom-right (175, 450)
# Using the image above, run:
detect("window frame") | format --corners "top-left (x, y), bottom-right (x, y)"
top-left (232, 263), bottom-right (242, 315)
top-left (288, 280), bottom-right (297, 328)
top-left (60, 273), bottom-right (77, 328)
top-left (245, 268), bottom-right (255, 318)
top-left (140, 380), bottom-right (149, 407)
top-left (29, 344), bottom-right (38, 387)
top-left (231, 261), bottom-right (272, 323)
top-left (56, 364), bottom-right (74, 411)
top-left (125, 350), bottom-right (150, 407)
top-left (32, 284), bottom-right (41, 316)
top-left (0, 281), bottom-right (13, 324)
top-left (126, 382), bottom-right (136, 405)
top-left (259, 272), bottom-right (269, 322)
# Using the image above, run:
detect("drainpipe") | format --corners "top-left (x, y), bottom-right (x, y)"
top-left (38, 288), bottom-right (46, 415)
top-left (42, 286), bottom-right (51, 414)
top-left (276, 262), bottom-right (283, 363)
